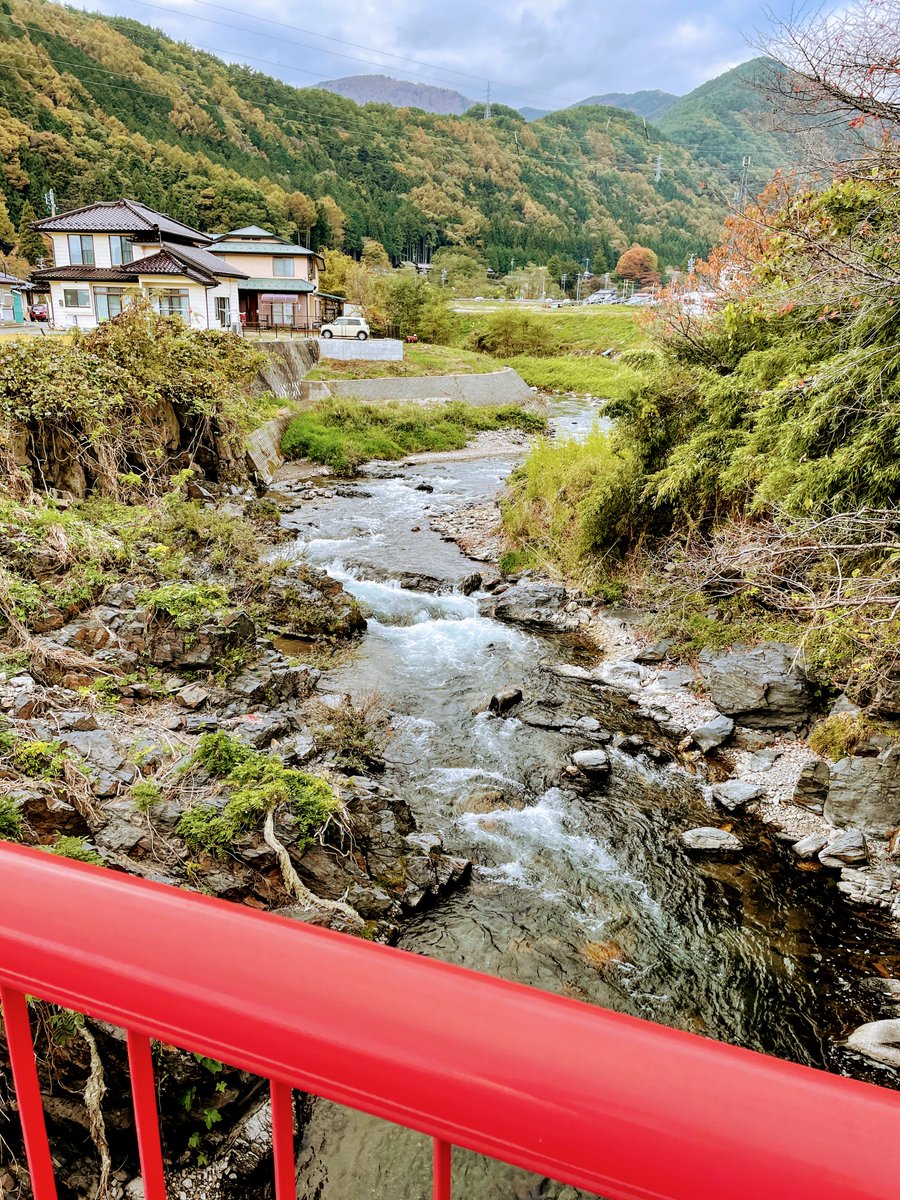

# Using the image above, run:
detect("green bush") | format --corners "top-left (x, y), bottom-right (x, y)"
top-left (468, 311), bottom-right (559, 357)
top-left (0, 302), bottom-right (263, 498)
top-left (177, 733), bottom-right (340, 856)
top-left (46, 836), bottom-right (103, 865)
top-left (0, 797), bottom-right (23, 842)
top-left (139, 581), bottom-right (230, 629)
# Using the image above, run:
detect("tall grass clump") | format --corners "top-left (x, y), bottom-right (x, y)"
top-left (281, 398), bottom-right (545, 473)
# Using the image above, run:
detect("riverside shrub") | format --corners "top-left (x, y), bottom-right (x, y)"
top-left (0, 301), bottom-right (263, 497)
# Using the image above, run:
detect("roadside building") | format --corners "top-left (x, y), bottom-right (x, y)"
top-left (30, 200), bottom-right (246, 331)
top-left (0, 271), bottom-right (32, 324)
top-left (207, 226), bottom-right (342, 331)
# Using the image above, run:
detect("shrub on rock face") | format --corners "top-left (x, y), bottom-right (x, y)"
top-left (0, 301), bottom-right (264, 498)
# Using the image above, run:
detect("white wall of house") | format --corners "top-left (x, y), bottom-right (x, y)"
top-left (212, 251), bottom-right (315, 282)
top-left (48, 278), bottom-right (241, 331)
top-left (49, 233), bottom-right (163, 270)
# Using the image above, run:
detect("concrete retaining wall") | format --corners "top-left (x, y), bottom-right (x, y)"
top-left (252, 340), bottom-right (319, 398)
top-left (325, 367), bottom-right (534, 407)
top-left (245, 407), bottom-right (298, 484)
top-left (318, 337), bottom-right (404, 361)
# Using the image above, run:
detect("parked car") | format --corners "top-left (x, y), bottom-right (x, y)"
top-left (320, 316), bottom-right (370, 340)
top-left (29, 303), bottom-right (49, 322)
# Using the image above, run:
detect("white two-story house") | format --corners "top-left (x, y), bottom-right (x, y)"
top-left (30, 200), bottom-right (247, 331)
top-left (207, 226), bottom-right (341, 331)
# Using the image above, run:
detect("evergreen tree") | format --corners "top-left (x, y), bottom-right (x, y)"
top-left (16, 203), bottom-right (50, 267)
top-left (0, 197), bottom-right (15, 254)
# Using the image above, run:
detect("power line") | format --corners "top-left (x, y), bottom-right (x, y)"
top-left (128, 0), bottom-right (583, 106)
top-left (0, 19), bottom-right (776, 191)
top-left (84, 0), bottom-right (582, 111)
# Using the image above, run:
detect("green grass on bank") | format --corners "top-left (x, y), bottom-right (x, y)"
top-left (281, 397), bottom-right (547, 474)
top-left (306, 342), bottom-right (502, 381)
top-left (306, 307), bottom-right (648, 398)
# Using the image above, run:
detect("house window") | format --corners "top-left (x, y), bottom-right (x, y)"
top-left (269, 302), bottom-right (294, 325)
top-left (272, 258), bottom-right (294, 277)
top-left (215, 296), bottom-right (231, 327)
top-left (67, 235), bottom-right (95, 266)
top-left (63, 288), bottom-right (91, 308)
top-left (109, 236), bottom-right (133, 265)
top-left (94, 288), bottom-right (131, 321)
top-left (151, 289), bottom-right (190, 320)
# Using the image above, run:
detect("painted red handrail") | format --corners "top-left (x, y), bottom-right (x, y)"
top-left (1, 841), bottom-right (900, 1200)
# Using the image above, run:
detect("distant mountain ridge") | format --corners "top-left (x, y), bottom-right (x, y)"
top-left (314, 74), bottom-right (474, 115)
top-left (570, 90), bottom-right (678, 121)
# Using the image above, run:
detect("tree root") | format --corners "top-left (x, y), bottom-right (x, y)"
top-left (263, 809), bottom-right (363, 931)
top-left (0, 569), bottom-right (116, 685)
top-left (78, 1023), bottom-right (112, 1200)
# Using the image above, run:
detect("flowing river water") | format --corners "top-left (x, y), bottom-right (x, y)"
top-left (276, 399), bottom-right (900, 1199)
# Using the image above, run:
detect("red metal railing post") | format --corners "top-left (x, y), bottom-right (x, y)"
top-left (270, 1080), bottom-right (296, 1200)
top-left (0, 986), bottom-right (58, 1200)
top-left (433, 1138), bottom-right (451, 1200)
top-left (126, 1030), bottom-right (167, 1200)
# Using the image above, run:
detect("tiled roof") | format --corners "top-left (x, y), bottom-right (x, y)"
top-left (126, 251), bottom-right (196, 278)
top-left (219, 225), bottom-right (287, 240)
top-left (237, 278), bottom-right (315, 292)
top-left (126, 244), bottom-right (247, 285)
top-left (212, 240), bottom-right (317, 256)
top-left (31, 265), bottom-right (134, 282)
top-left (32, 200), bottom-right (212, 245)
top-left (0, 272), bottom-right (30, 286)
top-left (167, 243), bottom-right (247, 278)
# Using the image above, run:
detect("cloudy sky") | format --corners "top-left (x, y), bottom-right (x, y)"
top-left (69, 0), bottom-right (804, 105)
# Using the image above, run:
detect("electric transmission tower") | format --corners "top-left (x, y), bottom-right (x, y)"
top-left (484, 82), bottom-right (492, 120)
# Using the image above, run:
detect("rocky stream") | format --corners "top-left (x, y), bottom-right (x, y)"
top-left (4, 397), bottom-right (900, 1200)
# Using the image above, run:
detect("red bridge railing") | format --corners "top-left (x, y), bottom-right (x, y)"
top-left (1, 841), bottom-right (899, 1200)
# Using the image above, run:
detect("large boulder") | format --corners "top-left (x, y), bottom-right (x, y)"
top-left (845, 1019), bottom-right (900, 1068)
top-left (681, 827), bottom-right (743, 853)
top-left (818, 829), bottom-right (868, 867)
top-left (792, 759), bottom-right (830, 814)
top-left (486, 583), bottom-right (570, 630)
top-left (711, 780), bottom-right (763, 811)
top-left (691, 714), bottom-right (734, 753)
top-left (698, 642), bottom-right (811, 729)
top-left (824, 744), bottom-right (900, 834)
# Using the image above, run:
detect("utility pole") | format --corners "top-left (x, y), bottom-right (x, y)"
top-left (43, 189), bottom-right (56, 217)
top-left (560, 272), bottom-right (568, 296)
top-left (735, 155), bottom-right (751, 209)
top-left (484, 82), bottom-right (492, 120)
top-left (655, 152), bottom-right (662, 183)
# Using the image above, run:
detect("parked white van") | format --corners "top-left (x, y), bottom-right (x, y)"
top-left (320, 316), bottom-right (370, 340)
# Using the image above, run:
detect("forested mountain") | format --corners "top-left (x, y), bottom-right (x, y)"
top-left (315, 74), bottom-right (474, 115)
top-left (656, 57), bottom-right (861, 195)
top-left (0, 0), bottom-right (723, 271)
top-left (571, 90), bottom-right (678, 121)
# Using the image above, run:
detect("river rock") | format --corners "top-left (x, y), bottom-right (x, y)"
top-left (633, 639), bottom-right (674, 664)
top-left (691, 714), bottom-right (734, 753)
top-left (792, 759), bottom-right (830, 814)
top-left (572, 749), bottom-right (611, 779)
top-left (488, 688), bottom-right (523, 715)
top-left (711, 780), bottom-right (763, 810)
top-left (487, 583), bottom-right (570, 630)
top-left (792, 832), bottom-right (828, 859)
top-left (818, 829), bottom-right (868, 868)
top-left (824, 744), bottom-right (900, 834)
top-left (176, 683), bottom-right (209, 709)
top-left (845, 1019), bottom-right (900, 1068)
top-left (698, 642), bottom-right (811, 729)
top-left (681, 827), bottom-right (743, 853)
